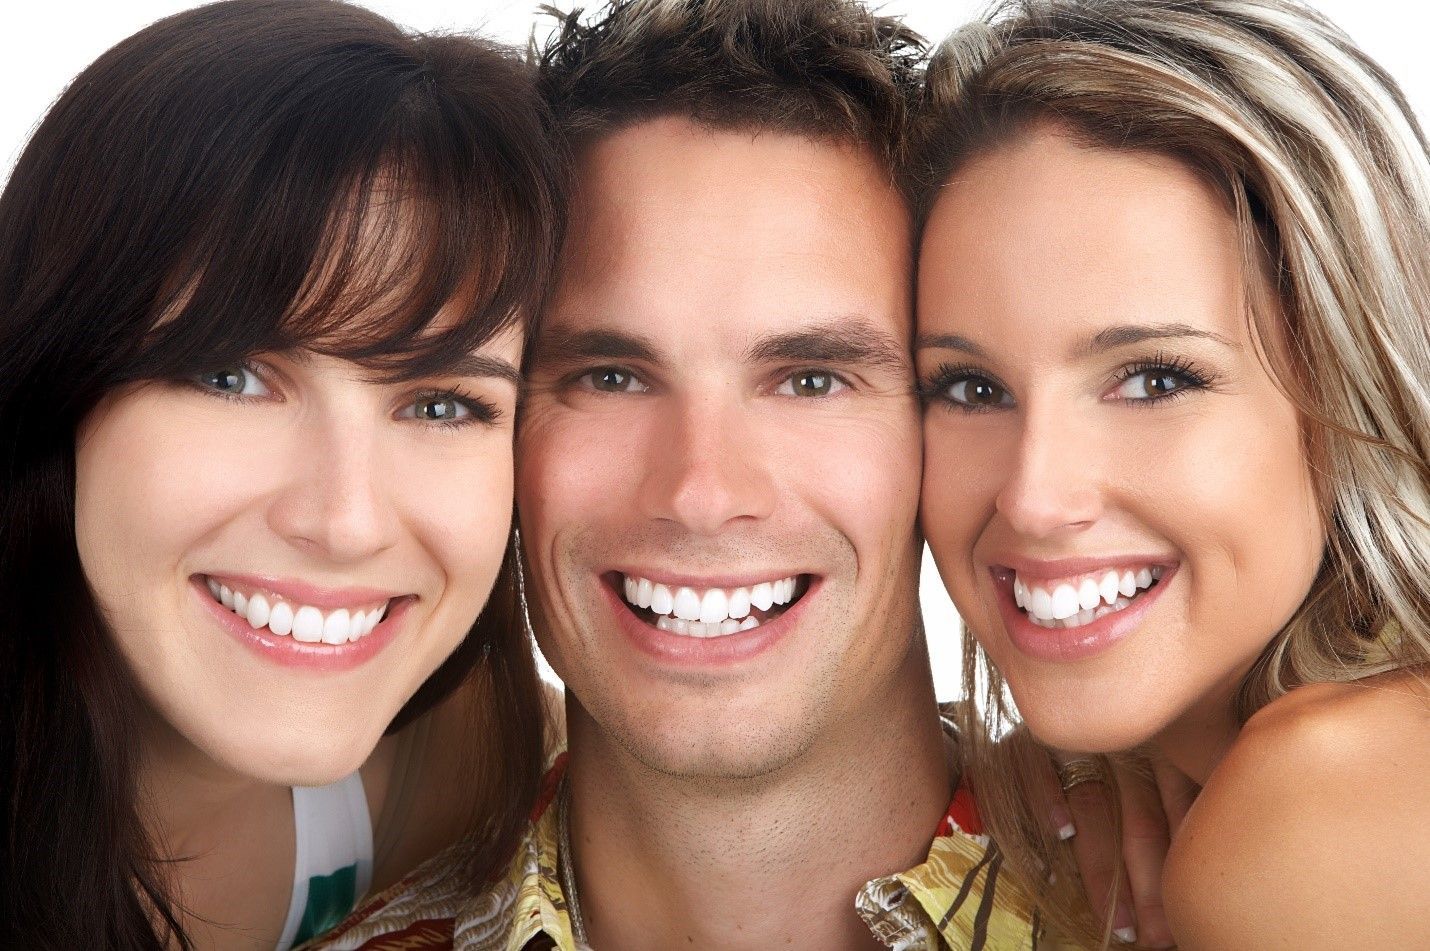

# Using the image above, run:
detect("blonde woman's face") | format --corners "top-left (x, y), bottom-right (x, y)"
top-left (916, 127), bottom-right (1324, 755)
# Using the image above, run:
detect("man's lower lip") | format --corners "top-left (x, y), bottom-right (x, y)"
top-left (995, 568), bottom-right (1174, 662)
top-left (602, 580), bottom-right (817, 668)
top-left (194, 578), bottom-right (405, 671)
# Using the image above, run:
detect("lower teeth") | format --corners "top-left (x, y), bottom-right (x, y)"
top-left (654, 615), bottom-right (761, 638)
top-left (1026, 593), bottom-right (1138, 629)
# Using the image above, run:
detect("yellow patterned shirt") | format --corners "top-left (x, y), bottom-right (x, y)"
top-left (306, 737), bottom-right (1052, 950)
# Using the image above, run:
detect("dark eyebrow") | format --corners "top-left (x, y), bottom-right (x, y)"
top-left (444, 354), bottom-right (521, 386)
top-left (529, 325), bottom-right (660, 368)
top-left (1084, 323), bottom-right (1238, 354)
top-left (914, 333), bottom-right (987, 359)
top-left (747, 318), bottom-right (909, 374)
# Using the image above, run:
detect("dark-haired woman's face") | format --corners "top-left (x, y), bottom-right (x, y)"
top-left (915, 127), bottom-right (1324, 763)
top-left (74, 329), bottom-right (521, 784)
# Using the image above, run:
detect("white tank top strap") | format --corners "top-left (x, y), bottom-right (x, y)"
top-left (274, 770), bottom-right (374, 950)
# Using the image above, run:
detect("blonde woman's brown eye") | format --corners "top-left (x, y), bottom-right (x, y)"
top-left (947, 377), bottom-right (1010, 408)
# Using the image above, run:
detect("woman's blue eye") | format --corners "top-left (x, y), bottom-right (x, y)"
top-left (412, 396), bottom-right (468, 421)
top-left (195, 366), bottom-right (268, 397)
top-left (946, 377), bottom-right (1012, 409)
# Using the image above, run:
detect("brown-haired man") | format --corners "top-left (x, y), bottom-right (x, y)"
top-left (311, 2), bottom-right (1170, 948)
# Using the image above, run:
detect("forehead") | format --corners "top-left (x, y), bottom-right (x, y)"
top-left (919, 127), bottom-right (1248, 349)
top-left (548, 116), bottom-right (912, 345)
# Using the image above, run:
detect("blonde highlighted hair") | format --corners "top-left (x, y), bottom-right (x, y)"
top-left (910, 0), bottom-right (1430, 944)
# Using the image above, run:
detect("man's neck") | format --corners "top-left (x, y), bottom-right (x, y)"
top-left (565, 645), bottom-right (950, 951)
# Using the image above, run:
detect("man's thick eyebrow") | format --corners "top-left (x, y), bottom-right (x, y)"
top-left (747, 319), bottom-right (909, 373)
top-left (1084, 323), bottom-right (1238, 353)
top-left (914, 333), bottom-right (986, 358)
top-left (529, 326), bottom-right (660, 365)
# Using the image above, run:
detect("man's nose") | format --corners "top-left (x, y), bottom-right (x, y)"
top-left (266, 413), bottom-right (400, 562)
top-left (636, 393), bottom-right (776, 535)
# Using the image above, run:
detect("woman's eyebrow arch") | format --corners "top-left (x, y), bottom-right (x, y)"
top-left (1083, 323), bottom-right (1238, 354)
top-left (914, 332), bottom-right (986, 357)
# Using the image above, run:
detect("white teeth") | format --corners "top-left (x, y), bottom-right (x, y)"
top-left (1030, 587), bottom-right (1054, 619)
top-left (293, 606), bottom-right (324, 643)
top-left (269, 602), bottom-right (294, 636)
top-left (1077, 578), bottom-right (1101, 611)
top-left (727, 587), bottom-right (751, 620)
top-left (1051, 584), bottom-right (1080, 620)
top-left (1099, 571), bottom-right (1121, 605)
top-left (699, 589), bottom-right (729, 624)
top-left (1015, 565), bottom-right (1164, 628)
top-left (673, 587), bottom-right (702, 621)
top-left (205, 578), bottom-right (384, 644)
top-left (1119, 571), bottom-right (1138, 598)
top-left (246, 594), bottom-right (271, 630)
top-left (656, 612), bottom-right (761, 638)
top-left (619, 574), bottom-right (802, 625)
top-left (321, 609), bottom-right (351, 645)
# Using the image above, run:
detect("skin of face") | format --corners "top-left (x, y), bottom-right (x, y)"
top-left (518, 116), bottom-right (924, 780)
top-left (74, 330), bottom-right (522, 786)
top-left (916, 125), bottom-right (1325, 764)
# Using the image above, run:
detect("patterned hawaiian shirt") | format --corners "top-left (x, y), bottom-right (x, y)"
top-left (305, 714), bottom-right (1052, 951)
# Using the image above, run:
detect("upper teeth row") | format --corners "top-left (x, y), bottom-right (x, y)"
top-left (1015, 567), bottom-right (1162, 622)
top-left (207, 578), bottom-right (387, 645)
top-left (622, 575), bottom-right (798, 623)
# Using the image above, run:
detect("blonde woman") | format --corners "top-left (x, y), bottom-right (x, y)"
top-left (910, 0), bottom-right (1429, 947)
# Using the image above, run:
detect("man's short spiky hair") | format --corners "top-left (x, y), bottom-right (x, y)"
top-left (537, 0), bottom-right (925, 176)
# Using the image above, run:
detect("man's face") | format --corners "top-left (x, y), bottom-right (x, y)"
top-left (518, 116), bottom-right (922, 779)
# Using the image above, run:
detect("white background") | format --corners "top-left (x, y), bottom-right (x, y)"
top-left (4, 1), bottom-right (1424, 698)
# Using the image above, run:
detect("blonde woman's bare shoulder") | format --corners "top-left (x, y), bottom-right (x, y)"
top-left (1165, 672), bottom-right (1429, 949)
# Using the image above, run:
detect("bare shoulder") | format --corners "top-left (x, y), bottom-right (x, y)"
top-left (1164, 672), bottom-right (1430, 949)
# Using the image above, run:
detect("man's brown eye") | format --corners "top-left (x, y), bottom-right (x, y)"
top-left (791, 372), bottom-right (833, 397)
top-left (588, 368), bottom-right (637, 392)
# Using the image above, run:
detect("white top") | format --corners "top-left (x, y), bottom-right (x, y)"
top-left (275, 771), bottom-right (374, 950)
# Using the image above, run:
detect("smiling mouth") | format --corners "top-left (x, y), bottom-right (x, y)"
top-left (1000, 565), bottom-right (1165, 630)
top-left (612, 572), bottom-right (811, 638)
top-left (202, 576), bottom-right (397, 645)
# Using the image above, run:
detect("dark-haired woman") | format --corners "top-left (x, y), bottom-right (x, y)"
top-left (0, 1), bottom-right (562, 947)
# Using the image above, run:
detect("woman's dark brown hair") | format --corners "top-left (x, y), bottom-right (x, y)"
top-left (0, 1), bottom-right (562, 946)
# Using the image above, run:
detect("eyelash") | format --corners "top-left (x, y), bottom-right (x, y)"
top-left (185, 364), bottom-right (501, 428)
top-left (917, 362), bottom-right (1008, 414)
top-left (411, 386), bottom-right (503, 429)
top-left (1109, 352), bottom-right (1217, 407)
top-left (918, 353), bottom-right (1219, 412)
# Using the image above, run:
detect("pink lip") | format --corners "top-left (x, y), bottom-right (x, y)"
top-left (200, 572), bottom-right (402, 610)
top-left (991, 564), bottom-right (1178, 662)
top-left (192, 577), bottom-right (409, 671)
top-left (602, 575), bottom-right (819, 669)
